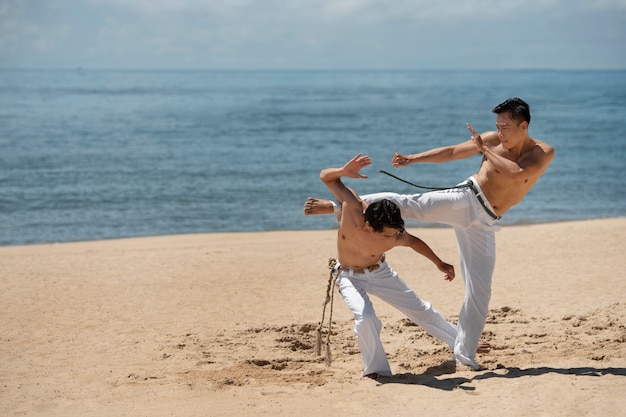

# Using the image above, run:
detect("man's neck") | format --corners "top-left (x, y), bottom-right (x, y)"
top-left (510, 135), bottom-right (534, 158)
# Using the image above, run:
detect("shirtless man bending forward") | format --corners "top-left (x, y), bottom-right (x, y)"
top-left (321, 153), bottom-right (461, 379)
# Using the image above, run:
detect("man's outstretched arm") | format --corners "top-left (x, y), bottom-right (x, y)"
top-left (319, 153), bottom-right (372, 205)
top-left (391, 137), bottom-right (483, 167)
top-left (397, 232), bottom-right (455, 282)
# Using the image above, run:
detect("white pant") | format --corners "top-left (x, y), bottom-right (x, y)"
top-left (340, 177), bottom-right (501, 369)
top-left (336, 260), bottom-right (458, 377)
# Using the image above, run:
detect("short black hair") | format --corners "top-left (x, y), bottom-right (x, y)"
top-left (364, 199), bottom-right (404, 233)
top-left (492, 97), bottom-right (531, 124)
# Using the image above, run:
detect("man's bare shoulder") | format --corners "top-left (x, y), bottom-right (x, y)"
top-left (341, 197), bottom-right (366, 212)
top-left (526, 138), bottom-right (555, 165)
top-left (533, 138), bottom-right (554, 154)
top-left (338, 199), bottom-right (366, 228)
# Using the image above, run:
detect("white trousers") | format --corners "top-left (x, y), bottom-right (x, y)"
top-left (336, 260), bottom-right (458, 378)
top-left (340, 177), bottom-right (501, 369)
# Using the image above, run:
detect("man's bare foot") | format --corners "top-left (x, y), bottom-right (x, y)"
top-left (303, 197), bottom-right (334, 215)
top-left (477, 340), bottom-right (491, 353)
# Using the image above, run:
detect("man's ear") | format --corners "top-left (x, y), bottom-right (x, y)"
top-left (520, 120), bottom-right (529, 131)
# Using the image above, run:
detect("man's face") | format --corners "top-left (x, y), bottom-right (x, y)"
top-left (495, 112), bottom-right (527, 150)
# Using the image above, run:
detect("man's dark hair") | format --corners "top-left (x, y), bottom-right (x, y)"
top-left (492, 97), bottom-right (531, 124)
top-left (364, 199), bottom-right (404, 233)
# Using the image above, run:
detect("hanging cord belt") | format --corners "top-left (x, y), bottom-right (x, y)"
top-left (379, 169), bottom-right (464, 191)
top-left (316, 258), bottom-right (339, 366)
top-left (379, 170), bottom-right (501, 220)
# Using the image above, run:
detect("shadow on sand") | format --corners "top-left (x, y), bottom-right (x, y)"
top-left (375, 361), bottom-right (626, 391)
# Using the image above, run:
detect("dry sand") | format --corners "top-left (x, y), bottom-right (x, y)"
top-left (1, 218), bottom-right (625, 417)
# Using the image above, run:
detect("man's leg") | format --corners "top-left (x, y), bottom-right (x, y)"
top-left (453, 226), bottom-right (496, 370)
top-left (305, 188), bottom-right (475, 227)
top-left (336, 274), bottom-right (392, 378)
top-left (369, 265), bottom-right (457, 349)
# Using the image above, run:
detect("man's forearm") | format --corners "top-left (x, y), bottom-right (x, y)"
top-left (319, 166), bottom-right (345, 184)
top-left (407, 140), bottom-right (479, 164)
top-left (409, 236), bottom-right (442, 266)
top-left (482, 147), bottom-right (523, 179)
top-left (408, 146), bottom-right (455, 163)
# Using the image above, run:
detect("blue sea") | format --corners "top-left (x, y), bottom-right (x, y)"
top-left (1, 69), bottom-right (625, 246)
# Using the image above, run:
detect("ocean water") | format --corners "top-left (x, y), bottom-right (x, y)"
top-left (1, 69), bottom-right (625, 246)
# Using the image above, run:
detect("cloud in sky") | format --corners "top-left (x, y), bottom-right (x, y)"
top-left (1, 0), bottom-right (625, 69)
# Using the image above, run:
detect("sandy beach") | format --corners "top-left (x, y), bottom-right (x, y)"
top-left (1, 218), bottom-right (625, 417)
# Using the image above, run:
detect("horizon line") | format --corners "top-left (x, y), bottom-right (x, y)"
top-left (1, 67), bottom-right (625, 72)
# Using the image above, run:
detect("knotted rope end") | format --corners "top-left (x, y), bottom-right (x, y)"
top-left (316, 258), bottom-right (339, 365)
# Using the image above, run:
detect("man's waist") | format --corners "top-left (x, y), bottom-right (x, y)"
top-left (465, 179), bottom-right (502, 220)
top-left (337, 254), bottom-right (386, 274)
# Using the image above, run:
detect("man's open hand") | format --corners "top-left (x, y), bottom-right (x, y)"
top-left (343, 153), bottom-right (372, 178)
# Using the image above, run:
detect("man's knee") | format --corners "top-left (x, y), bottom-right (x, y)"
top-left (354, 309), bottom-right (381, 333)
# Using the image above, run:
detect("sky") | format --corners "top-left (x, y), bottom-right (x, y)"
top-left (1, 0), bottom-right (625, 70)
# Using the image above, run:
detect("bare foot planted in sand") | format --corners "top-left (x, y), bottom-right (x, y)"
top-left (477, 339), bottom-right (491, 353)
